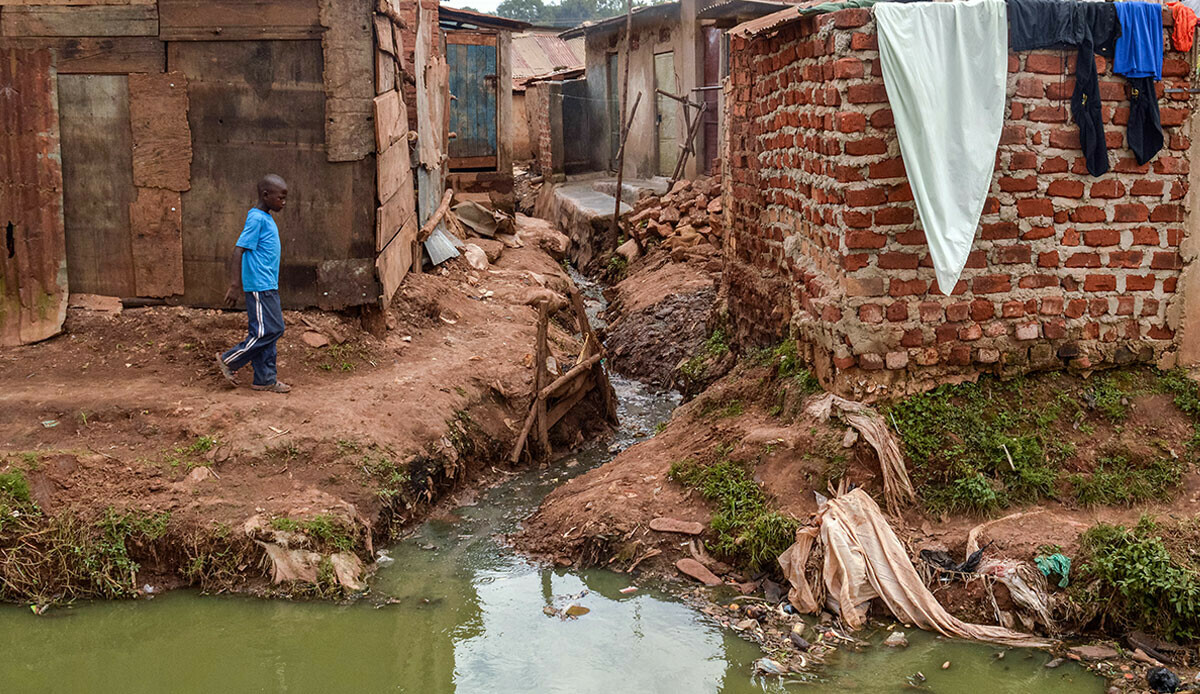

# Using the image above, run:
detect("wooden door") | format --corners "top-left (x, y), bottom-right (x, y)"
top-left (654, 51), bottom-right (679, 177)
top-left (446, 32), bottom-right (498, 169)
top-left (59, 74), bottom-right (137, 297)
top-left (701, 26), bottom-right (722, 175)
top-left (0, 47), bottom-right (68, 346)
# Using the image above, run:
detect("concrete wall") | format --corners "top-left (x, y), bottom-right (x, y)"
top-left (723, 7), bottom-right (1198, 399)
top-left (579, 0), bottom-right (705, 180)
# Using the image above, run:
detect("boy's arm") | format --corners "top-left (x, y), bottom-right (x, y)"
top-left (223, 247), bottom-right (246, 308)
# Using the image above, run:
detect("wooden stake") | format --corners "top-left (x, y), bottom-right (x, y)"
top-left (533, 302), bottom-right (551, 458)
top-left (609, 0), bottom-right (636, 253)
top-left (417, 188), bottom-right (454, 243)
top-left (668, 101), bottom-right (706, 190)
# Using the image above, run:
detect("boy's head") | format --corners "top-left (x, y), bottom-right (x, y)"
top-left (257, 174), bottom-right (288, 212)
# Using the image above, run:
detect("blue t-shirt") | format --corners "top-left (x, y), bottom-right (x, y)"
top-left (235, 208), bottom-right (281, 292)
top-left (1113, 2), bottom-right (1163, 80)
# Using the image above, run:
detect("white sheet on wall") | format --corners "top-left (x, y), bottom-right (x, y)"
top-left (874, 0), bottom-right (1008, 295)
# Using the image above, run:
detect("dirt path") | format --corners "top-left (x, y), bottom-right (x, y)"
top-left (0, 227), bottom-right (609, 600)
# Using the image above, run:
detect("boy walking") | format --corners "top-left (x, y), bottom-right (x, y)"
top-left (216, 174), bottom-right (292, 393)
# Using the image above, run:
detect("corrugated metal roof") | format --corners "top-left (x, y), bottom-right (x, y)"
top-left (438, 5), bottom-right (532, 30)
top-left (697, 0), bottom-right (792, 20)
top-left (728, 0), bottom-right (874, 36)
top-left (512, 32), bottom-right (585, 81)
top-left (560, 2), bottom-right (681, 39)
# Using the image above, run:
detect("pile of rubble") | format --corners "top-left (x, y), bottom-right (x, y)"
top-left (620, 176), bottom-right (724, 264)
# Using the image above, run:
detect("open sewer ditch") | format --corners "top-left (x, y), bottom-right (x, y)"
top-left (0, 279), bottom-right (1106, 693)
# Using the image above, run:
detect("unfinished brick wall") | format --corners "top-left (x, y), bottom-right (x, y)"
top-left (723, 7), bottom-right (1196, 398)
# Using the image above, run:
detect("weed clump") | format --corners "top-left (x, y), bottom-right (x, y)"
top-left (1075, 516), bottom-right (1200, 641)
top-left (1069, 455), bottom-right (1184, 507)
top-left (669, 456), bottom-right (798, 572)
top-left (269, 514), bottom-right (356, 552)
top-left (678, 328), bottom-right (730, 383)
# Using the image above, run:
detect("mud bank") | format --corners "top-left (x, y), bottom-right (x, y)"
top-left (514, 357), bottom-right (1200, 689)
top-left (0, 231), bottom-right (611, 603)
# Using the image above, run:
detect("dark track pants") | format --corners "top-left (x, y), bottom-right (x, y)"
top-left (221, 289), bottom-right (284, 386)
top-left (1127, 76), bottom-right (1164, 166)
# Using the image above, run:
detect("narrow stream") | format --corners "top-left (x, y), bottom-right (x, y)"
top-left (0, 277), bottom-right (1106, 693)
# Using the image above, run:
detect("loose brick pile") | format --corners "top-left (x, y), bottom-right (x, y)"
top-left (723, 6), bottom-right (1195, 397)
top-left (628, 176), bottom-right (726, 257)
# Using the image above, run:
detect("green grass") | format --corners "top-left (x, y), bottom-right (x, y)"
top-left (0, 471), bottom-right (31, 505)
top-left (165, 435), bottom-right (218, 470)
top-left (1075, 516), bottom-right (1200, 641)
top-left (678, 329), bottom-right (731, 382)
top-left (270, 514), bottom-right (356, 552)
top-left (605, 255), bottom-right (628, 282)
top-left (669, 456), bottom-right (798, 572)
top-left (1069, 455), bottom-right (1184, 507)
top-left (1157, 368), bottom-right (1200, 448)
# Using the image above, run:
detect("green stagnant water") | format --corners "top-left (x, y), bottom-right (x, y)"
top-left (0, 277), bottom-right (1106, 692)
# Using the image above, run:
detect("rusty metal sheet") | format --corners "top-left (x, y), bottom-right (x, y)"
top-left (316, 258), bottom-right (377, 310)
top-left (0, 46), bottom-right (67, 346)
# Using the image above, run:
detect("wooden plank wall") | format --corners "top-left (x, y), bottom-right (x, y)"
top-left (0, 0), bottom-right (389, 309)
top-left (373, 0), bottom-right (418, 305)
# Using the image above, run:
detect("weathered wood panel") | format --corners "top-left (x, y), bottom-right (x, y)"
top-left (373, 89), bottom-right (405, 153)
top-left (129, 71), bottom-right (191, 191)
top-left (375, 49), bottom-right (394, 94)
top-left (1, 5), bottom-right (158, 37)
top-left (158, 0), bottom-right (321, 41)
top-left (375, 214), bottom-right (413, 304)
top-left (373, 14), bottom-right (393, 54)
top-left (446, 38), bottom-right (497, 166)
top-left (414, 0), bottom-right (446, 231)
top-left (0, 37), bottom-right (164, 73)
top-left (320, 0), bottom-right (374, 162)
top-left (129, 187), bottom-right (183, 296)
top-left (0, 0), bottom-right (156, 5)
top-left (58, 73), bottom-right (136, 297)
top-left (170, 40), bottom-right (376, 308)
top-left (0, 47), bottom-right (67, 346)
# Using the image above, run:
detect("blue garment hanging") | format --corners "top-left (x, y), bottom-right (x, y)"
top-left (1113, 1), bottom-right (1164, 80)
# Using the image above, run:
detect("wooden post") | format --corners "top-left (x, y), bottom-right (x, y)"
top-left (614, 92), bottom-right (644, 254)
top-left (533, 301), bottom-right (551, 458)
top-left (668, 101), bottom-right (706, 190)
top-left (609, 0), bottom-right (636, 253)
top-left (571, 289), bottom-right (618, 424)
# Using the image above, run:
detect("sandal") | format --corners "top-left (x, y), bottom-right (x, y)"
top-left (252, 381), bottom-right (292, 393)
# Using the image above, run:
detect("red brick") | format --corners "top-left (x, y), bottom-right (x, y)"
top-left (999, 176), bottom-right (1037, 193)
top-left (981, 222), bottom-right (1019, 240)
top-left (1017, 199), bottom-right (1054, 218)
top-left (1161, 108), bottom-right (1189, 127)
top-left (844, 136), bottom-right (887, 156)
top-left (1001, 300), bottom-right (1025, 318)
top-left (869, 157), bottom-right (906, 179)
top-left (1026, 53), bottom-right (1064, 73)
top-left (1030, 106), bottom-right (1069, 123)
top-left (1023, 226), bottom-right (1056, 241)
top-left (833, 57), bottom-right (864, 79)
top-left (845, 187), bottom-right (887, 207)
top-left (834, 7), bottom-right (871, 28)
top-left (936, 324), bottom-right (959, 343)
top-left (875, 206), bottom-right (914, 225)
top-left (1048, 129), bottom-right (1080, 149)
top-left (1065, 252), bottom-right (1100, 268)
top-left (959, 323), bottom-right (983, 341)
top-left (1065, 299), bottom-right (1087, 318)
top-left (1039, 156), bottom-right (1069, 173)
top-left (901, 328), bottom-right (923, 347)
top-left (1084, 274), bottom-right (1117, 291)
top-left (844, 277), bottom-right (886, 296)
top-left (1038, 251), bottom-right (1059, 268)
top-left (835, 111), bottom-right (867, 133)
top-left (1151, 205), bottom-right (1184, 222)
top-left (844, 210), bottom-right (873, 228)
top-left (1048, 180), bottom-right (1084, 198)
top-left (1148, 325), bottom-right (1175, 340)
top-left (945, 302), bottom-right (969, 322)
top-left (878, 251), bottom-right (920, 269)
top-left (1040, 296), bottom-right (1063, 315)
top-left (1009, 152), bottom-right (1038, 170)
top-left (890, 278), bottom-right (928, 297)
top-left (1089, 180), bottom-right (1124, 198)
top-left (858, 303), bottom-right (884, 324)
top-left (964, 250), bottom-right (987, 269)
top-left (887, 301), bottom-right (909, 322)
top-left (995, 245), bottom-right (1031, 264)
top-left (1131, 227), bottom-right (1160, 245)
top-left (999, 125), bottom-right (1026, 145)
top-left (919, 302), bottom-right (943, 322)
top-left (895, 230), bottom-right (926, 245)
top-left (948, 345), bottom-right (972, 365)
top-left (1015, 77), bottom-right (1043, 98)
top-left (1113, 203), bottom-right (1150, 222)
top-left (847, 83), bottom-right (889, 104)
top-left (1089, 297), bottom-right (1110, 316)
top-left (1084, 229), bottom-right (1120, 247)
top-left (870, 109), bottom-right (894, 129)
top-left (1116, 296), bottom-right (1135, 315)
top-left (970, 299), bottom-right (994, 321)
top-left (843, 253), bottom-right (870, 271)
top-left (1043, 319), bottom-right (1068, 340)
top-left (1130, 179), bottom-right (1164, 196)
top-left (850, 32), bottom-right (877, 50)
top-left (1107, 250), bottom-right (1143, 268)
top-left (973, 274), bottom-right (1011, 294)
top-left (1071, 206), bottom-right (1106, 223)
top-left (821, 304), bottom-right (843, 322)
top-left (1152, 251), bottom-right (1182, 270)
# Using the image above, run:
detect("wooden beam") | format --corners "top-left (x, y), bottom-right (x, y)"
top-left (416, 188), bottom-right (453, 243)
top-left (540, 353), bottom-right (603, 400)
top-left (159, 0), bottom-right (321, 40)
top-left (0, 37), bottom-right (164, 73)
top-left (2, 5), bottom-right (158, 37)
top-left (546, 376), bottom-right (595, 429)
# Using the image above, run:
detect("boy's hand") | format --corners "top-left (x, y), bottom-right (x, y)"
top-left (223, 284), bottom-right (240, 308)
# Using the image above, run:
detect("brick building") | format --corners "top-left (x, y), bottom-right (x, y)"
top-left (722, 4), bottom-right (1200, 399)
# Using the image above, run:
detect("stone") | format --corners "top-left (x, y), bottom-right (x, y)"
top-left (1044, 657), bottom-right (1065, 669)
top-left (463, 244), bottom-right (489, 271)
top-left (649, 517), bottom-right (705, 535)
top-left (883, 631), bottom-right (909, 648)
top-left (735, 618), bottom-right (759, 631)
top-left (616, 238), bottom-right (640, 262)
top-left (707, 197), bottom-right (723, 214)
top-left (669, 180), bottom-right (691, 195)
top-left (471, 237), bottom-right (505, 263)
top-left (676, 558), bottom-right (722, 586)
top-left (1069, 645), bottom-right (1120, 661)
top-left (660, 206), bottom-right (681, 223)
top-left (790, 624), bottom-right (811, 651)
top-left (186, 466), bottom-right (213, 483)
top-left (301, 331), bottom-right (330, 348)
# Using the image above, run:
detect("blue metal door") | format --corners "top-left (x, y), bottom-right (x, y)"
top-left (447, 34), bottom-right (498, 168)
